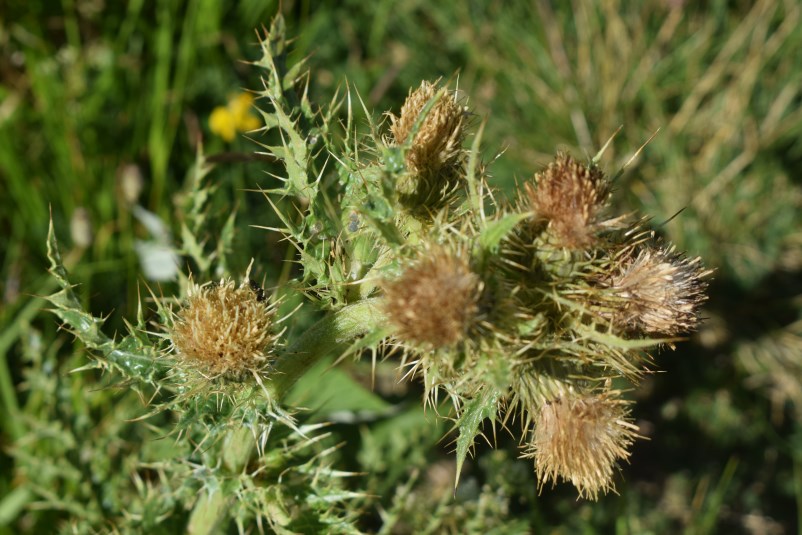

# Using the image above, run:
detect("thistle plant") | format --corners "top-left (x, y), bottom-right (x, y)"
top-left (35, 14), bottom-right (711, 531)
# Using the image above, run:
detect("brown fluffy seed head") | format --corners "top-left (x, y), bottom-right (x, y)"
top-left (529, 392), bottom-right (640, 500)
top-left (526, 153), bottom-right (610, 249)
top-left (171, 279), bottom-right (278, 379)
top-left (389, 81), bottom-right (467, 180)
top-left (382, 247), bottom-right (481, 349)
top-left (605, 246), bottom-right (710, 336)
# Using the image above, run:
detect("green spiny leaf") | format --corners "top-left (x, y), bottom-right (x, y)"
top-left (477, 212), bottom-right (530, 255)
top-left (454, 387), bottom-right (503, 488)
top-left (46, 219), bottom-right (165, 384)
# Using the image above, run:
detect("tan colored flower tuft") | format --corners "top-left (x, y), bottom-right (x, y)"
top-left (604, 246), bottom-right (710, 335)
top-left (171, 279), bottom-right (279, 379)
top-left (389, 81), bottom-right (468, 210)
top-left (382, 247), bottom-right (481, 348)
top-left (390, 81), bottom-right (466, 173)
top-left (529, 392), bottom-right (640, 500)
top-left (525, 153), bottom-right (611, 249)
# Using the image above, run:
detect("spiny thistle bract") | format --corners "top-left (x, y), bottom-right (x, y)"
top-left (40, 14), bottom-right (711, 532)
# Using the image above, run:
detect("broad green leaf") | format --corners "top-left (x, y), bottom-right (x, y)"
top-left (286, 358), bottom-right (392, 419)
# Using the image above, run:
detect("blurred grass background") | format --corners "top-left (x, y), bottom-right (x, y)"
top-left (2, 0), bottom-right (802, 532)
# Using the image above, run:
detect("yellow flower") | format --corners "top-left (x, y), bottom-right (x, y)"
top-left (209, 93), bottom-right (261, 142)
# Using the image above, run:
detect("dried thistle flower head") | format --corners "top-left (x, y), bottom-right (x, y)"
top-left (390, 81), bottom-right (466, 173)
top-left (525, 153), bottom-right (611, 249)
top-left (604, 246), bottom-right (710, 335)
top-left (528, 391), bottom-right (640, 500)
top-left (382, 246), bottom-right (481, 348)
top-left (389, 81), bottom-right (467, 210)
top-left (171, 278), bottom-right (279, 379)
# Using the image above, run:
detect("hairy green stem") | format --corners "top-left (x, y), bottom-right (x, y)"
top-left (264, 298), bottom-right (386, 401)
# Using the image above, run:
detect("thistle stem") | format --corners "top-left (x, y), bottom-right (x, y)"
top-left (189, 298), bottom-right (386, 532)
top-left (265, 298), bottom-right (386, 401)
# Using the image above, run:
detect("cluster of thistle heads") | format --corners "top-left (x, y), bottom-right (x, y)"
top-left (168, 76), bottom-right (709, 500)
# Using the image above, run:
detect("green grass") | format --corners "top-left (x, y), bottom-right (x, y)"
top-left (2, 1), bottom-right (802, 532)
